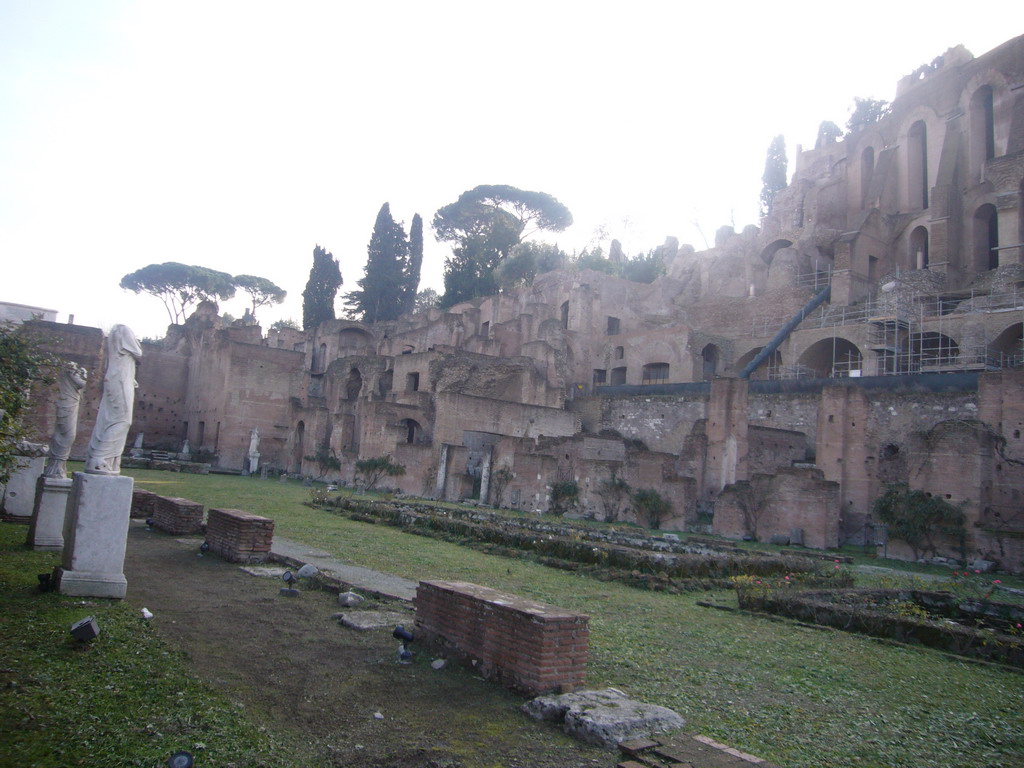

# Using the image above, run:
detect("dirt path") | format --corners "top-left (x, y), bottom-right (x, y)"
top-left (123, 522), bottom-right (612, 768)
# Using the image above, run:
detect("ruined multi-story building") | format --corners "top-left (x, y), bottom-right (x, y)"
top-left (21, 34), bottom-right (1024, 570)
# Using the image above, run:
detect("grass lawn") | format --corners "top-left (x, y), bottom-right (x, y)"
top-left (5, 467), bottom-right (1023, 768)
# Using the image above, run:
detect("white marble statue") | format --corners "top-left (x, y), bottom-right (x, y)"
top-left (248, 428), bottom-right (260, 455)
top-left (84, 325), bottom-right (142, 475)
top-left (43, 362), bottom-right (88, 479)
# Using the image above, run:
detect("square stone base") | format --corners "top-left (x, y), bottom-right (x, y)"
top-left (57, 472), bottom-right (134, 599)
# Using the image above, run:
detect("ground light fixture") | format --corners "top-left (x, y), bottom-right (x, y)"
top-left (167, 751), bottom-right (194, 768)
top-left (70, 616), bottom-right (100, 642)
top-left (393, 624), bottom-right (414, 663)
top-left (280, 570), bottom-right (300, 597)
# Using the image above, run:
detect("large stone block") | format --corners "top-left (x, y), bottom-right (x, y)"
top-left (2, 455), bottom-right (47, 519)
top-left (55, 472), bottom-right (134, 599)
top-left (27, 475), bottom-right (73, 551)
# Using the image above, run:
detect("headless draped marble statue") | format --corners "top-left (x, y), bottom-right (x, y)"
top-left (43, 362), bottom-right (88, 479)
top-left (84, 325), bottom-right (142, 475)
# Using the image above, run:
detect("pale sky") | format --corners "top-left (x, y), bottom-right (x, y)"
top-left (1, 1), bottom-right (1019, 339)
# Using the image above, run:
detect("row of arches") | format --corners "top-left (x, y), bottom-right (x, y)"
top-left (905, 203), bottom-right (1000, 273)
top-left (736, 322), bottom-right (1022, 379)
top-left (858, 82), bottom-right (1000, 212)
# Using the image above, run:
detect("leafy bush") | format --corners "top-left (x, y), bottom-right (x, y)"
top-left (632, 488), bottom-right (671, 529)
top-left (872, 483), bottom-right (965, 560)
top-left (355, 455), bottom-right (405, 490)
top-left (548, 480), bottom-right (578, 515)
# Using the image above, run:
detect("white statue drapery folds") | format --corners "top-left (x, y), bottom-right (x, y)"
top-left (43, 362), bottom-right (88, 479)
top-left (84, 325), bottom-right (142, 475)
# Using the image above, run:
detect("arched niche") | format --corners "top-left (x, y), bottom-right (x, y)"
top-left (734, 346), bottom-right (782, 380)
top-left (700, 344), bottom-right (720, 381)
top-left (910, 226), bottom-right (929, 270)
top-left (910, 332), bottom-right (959, 372)
top-left (908, 120), bottom-right (929, 209)
top-left (990, 322), bottom-right (1023, 367)
top-left (798, 337), bottom-right (863, 378)
top-left (973, 204), bottom-right (999, 272)
top-left (758, 239), bottom-right (794, 267)
top-left (345, 368), bottom-right (363, 401)
top-left (968, 84), bottom-right (995, 180)
top-left (401, 418), bottom-right (422, 444)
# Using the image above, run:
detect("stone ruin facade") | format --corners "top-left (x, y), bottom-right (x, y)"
top-left (21, 35), bottom-right (1024, 571)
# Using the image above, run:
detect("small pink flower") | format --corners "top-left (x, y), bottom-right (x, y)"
top-left (1016, 623), bottom-right (1022, 629)
top-left (993, 579), bottom-right (1002, 584)
top-left (784, 576), bottom-right (790, 581)
top-left (835, 565), bottom-right (840, 569)
top-left (975, 569), bottom-right (981, 574)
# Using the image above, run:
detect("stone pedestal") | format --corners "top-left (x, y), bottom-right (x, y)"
top-left (2, 455), bottom-right (47, 520)
top-left (27, 475), bottom-right (73, 550)
top-left (248, 452), bottom-right (260, 475)
top-left (54, 472), bottom-right (134, 599)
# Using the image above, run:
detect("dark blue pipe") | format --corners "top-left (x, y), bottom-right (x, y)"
top-left (739, 285), bottom-right (832, 379)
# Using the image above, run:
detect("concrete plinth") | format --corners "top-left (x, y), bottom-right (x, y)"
top-left (2, 455), bottom-right (47, 519)
top-left (54, 472), bottom-right (134, 599)
top-left (27, 475), bottom-right (73, 550)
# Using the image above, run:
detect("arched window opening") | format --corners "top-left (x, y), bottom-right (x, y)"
top-left (974, 204), bottom-right (999, 272)
top-left (610, 367), bottom-right (627, 385)
top-left (345, 368), bottom-right (363, 401)
top-left (560, 301), bottom-right (569, 329)
top-left (989, 323), bottom-right (1023, 368)
top-left (908, 120), bottom-right (928, 209)
top-left (860, 146), bottom-right (875, 208)
top-left (401, 419), bottom-right (421, 444)
top-left (641, 362), bottom-right (670, 384)
top-left (911, 332), bottom-right (959, 372)
top-left (701, 344), bottom-right (720, 381)
top-left (758, 239), bottom-right (793, 266)
top-left (798, 338), bottom-right (863, 378)
top-left (317, 343), bottom-right (327, 373)
top-left (614, 346), bottom-right (625, 360)
top-left (910, 226), bottom-right (929, 270)
top-left (293, 420), bottom-right (305, 473)
top-left (969, 85), bottom-right (996, 178)
top-left (734, 347), bottom-right (782, 381)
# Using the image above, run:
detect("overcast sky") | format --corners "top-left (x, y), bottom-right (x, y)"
top-left (1, 1), bottom-right (1019, 339)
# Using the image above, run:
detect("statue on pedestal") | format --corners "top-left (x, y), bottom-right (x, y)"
top-left (84, 325), bottom-right (142, 475)
top-left (43, 363), bottom-right (88, 479)
top-left (247, 428), bottom-right (261, 474)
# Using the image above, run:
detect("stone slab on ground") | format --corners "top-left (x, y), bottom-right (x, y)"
top-left (523, 688), bottom-right (685, 749)
top-left (337, 610), bottom-right (409, 631)
top-left (617, 733), bottom-right (781, 767)
top-left (240, 565), bottom-right (288, 578)
top-left (270, 536), bottom-right (417, 601)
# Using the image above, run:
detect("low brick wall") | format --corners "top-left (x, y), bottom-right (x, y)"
top-left (130, 488), bottom-right (158, 519)
top-left (206, 508), bottom-right (275, 563)
top-left (152, 495), bottom-right (204, 535)
top-left (415, 580), bottom-right (588, 695)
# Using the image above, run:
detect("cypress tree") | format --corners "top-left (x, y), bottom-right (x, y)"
top-left (301, 245), bottom-right (342, 330)
top-left (759, 135), bottom-right (788, 219)
top-left (347, 203), bottom-right (409, 324)
top-left (402, 213), bottom-right (423, 315)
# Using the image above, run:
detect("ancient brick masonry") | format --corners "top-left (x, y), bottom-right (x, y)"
top-left (130, 488), bottom-right (158, 519)
top-left (415, 580), bottom-right (588, 695)
top-left (151, 495), bottom-right (204, 535)
top-left (205, 508), bottom-right (275, 563)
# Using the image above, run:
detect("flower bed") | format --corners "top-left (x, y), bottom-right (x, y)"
top-left (327, 498), bottom-right (850, 589)
top-left (734, 581), bottom-right (1024, 668)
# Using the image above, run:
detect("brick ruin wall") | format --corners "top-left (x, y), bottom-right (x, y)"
top-left (415, 580), bottom-right (589, 695)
